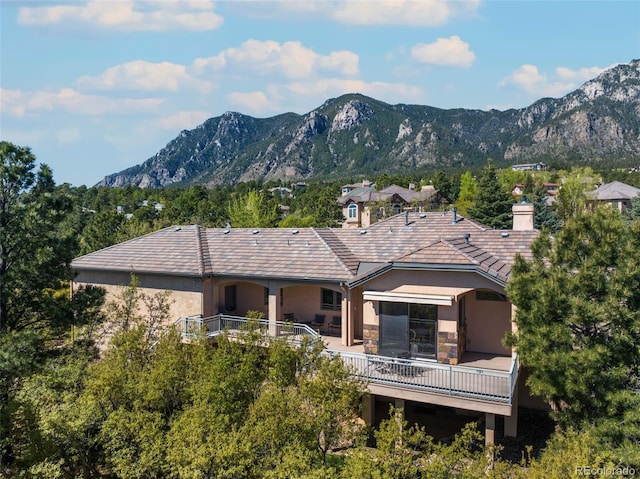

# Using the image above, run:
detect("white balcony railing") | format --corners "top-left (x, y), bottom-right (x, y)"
top-left (175, 314), bottom-right (518, 405)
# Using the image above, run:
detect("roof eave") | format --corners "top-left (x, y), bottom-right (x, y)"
top-left (349, 262), bottom-right (508, 288)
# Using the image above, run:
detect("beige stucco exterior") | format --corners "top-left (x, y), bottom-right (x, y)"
top-left (73, 271), bottom-right (203, 325)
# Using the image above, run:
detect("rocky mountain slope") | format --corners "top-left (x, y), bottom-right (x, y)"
top-left (101, 60), bottom-right (640, 188)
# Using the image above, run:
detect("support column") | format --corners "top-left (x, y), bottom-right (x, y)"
top-left (211, 280), bottom-right (220, 315)
top-left (268, 282), bottom-right (280, 337)
top-left (485, 413), bottom-right (495, 446)
top-left (340, 287), bottom-right (349, 347)
top-left (504, 387), bottom-right (519, 437)
top-left (362, 394), bottom-right (375, 426)
top-left (394, 398), bottom-right (405, 412)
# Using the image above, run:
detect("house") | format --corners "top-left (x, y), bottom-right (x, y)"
top-left (586, 180), bottom-right (640, 212)
top-left (511, 162), bottom-right (547, 172)
top-left (71, 202), bottom-right (539, 445)
top-left (338, 183), bottom-right (452, 228)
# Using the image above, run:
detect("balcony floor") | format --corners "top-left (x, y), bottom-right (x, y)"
top-left (321, 335), bottom-right (511, 372)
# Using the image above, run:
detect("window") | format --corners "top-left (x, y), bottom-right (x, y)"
top-left (224, 285), bottom-right (237, 311)
top-left (264, 287), bottom-right (269, 305)
top-left (475, 290), bottom-right (506, 301)
top-left (348, 204), bottom-right (357, 219)
top-left (321, 288), bottom-right (342, 311)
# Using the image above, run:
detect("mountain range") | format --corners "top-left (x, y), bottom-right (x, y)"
top-left (100, 59), bottom-right (640, 188)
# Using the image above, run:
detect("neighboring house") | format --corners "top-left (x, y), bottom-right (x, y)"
top-left (72, 203), bottom-right (538, 445)
top-left (511, 162), bottom-right (547, 172)
top-left (338, 183), bottom-right (452, 228)
top-left (267, 186), bottom-right (292, 197)
top-left (586, 180), bottom-right (640, 212)
top-left (512, 182), bottom-right (560, 199)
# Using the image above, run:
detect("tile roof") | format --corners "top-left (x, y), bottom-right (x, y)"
top-left (72, 225), bottom-right (208, 277)
top-left (72, 212), bottom-right (538, 285)
top-left (587, 181), bottom-right (640, 201)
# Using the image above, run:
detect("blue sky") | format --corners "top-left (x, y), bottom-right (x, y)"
top-left (1, 1), bottom-right (639, 187)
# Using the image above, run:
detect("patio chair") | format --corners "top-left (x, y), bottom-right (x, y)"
top-left (311, 314), bottom-right (326, 331)
top-left (329, 315), bottom-right (342, 335)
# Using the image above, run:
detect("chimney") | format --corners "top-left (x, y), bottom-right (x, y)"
top-left (512, 196), bottom-right (535, 231)
top-left (451, 207), bottom-right (458, 225)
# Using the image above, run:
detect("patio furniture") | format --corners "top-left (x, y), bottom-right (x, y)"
top-left (329, 315), bottom-right (342, 335)
top-left (311, 314), bottom-right (326, 331)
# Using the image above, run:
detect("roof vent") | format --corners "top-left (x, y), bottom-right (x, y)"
top-left (306, 241), bottom-right (310, 246)
top-left (359, 230), bottom-right (367, 235)
top-left (254, 239), bottom-right (259, 245)
top-left (174, 227), bottom-right (181, 232)
top-left (404, 211), bottom-right (409, 226)
top-left (451, 207), bottom-right (458, 225)
top-left (462, 233), bottom-right (470, 243)
top-left (292, 229), bottom-right (299, 235)
top-left (501, 232), bottom-right (509, 238)
top-left (419, 213), bottom-right (427, 219)
top-left (252, 230), bottom-right (259, 234)
top-left (223, 229), bottom-right (230, 234)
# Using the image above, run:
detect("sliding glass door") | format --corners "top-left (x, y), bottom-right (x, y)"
top-left (379, 302), bottom-right (437, 359)
top-left (408, 304), bottom-right (437, 358)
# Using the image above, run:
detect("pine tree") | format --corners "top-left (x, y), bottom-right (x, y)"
top-left (467, 161), bottom-right (514, 229)
top-left (506, 208), bottom-right (640, 431)
top-left (531, 183), bottom-right (562, 232)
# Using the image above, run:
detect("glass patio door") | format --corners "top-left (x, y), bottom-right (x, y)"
top-left (379, 302), bottom-right (438, 359)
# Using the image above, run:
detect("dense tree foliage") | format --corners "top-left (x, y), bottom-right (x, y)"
top-left (467, 161), bottom-right (514, 229)
top-left (454, 171), bottom-right (477, 216)
top-left (506, 207), bottom-right (640, 463)
top-left (0, 142), bottom-right (105, 469)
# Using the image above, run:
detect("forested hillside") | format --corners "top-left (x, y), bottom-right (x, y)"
top-left (100, 60), bottom-right (640, 188)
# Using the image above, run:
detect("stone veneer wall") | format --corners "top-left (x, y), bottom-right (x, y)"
top-left (437, 331), bottom-right (459, 365)
top-left (363, 323), bottom-right (379, 354)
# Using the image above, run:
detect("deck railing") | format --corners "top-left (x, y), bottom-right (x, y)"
top-left (324, 350), bottom-right (519, 404)
top-left (175, 315), bottom-right (518, 405)
top-left (175, 313), bottom-right (319, 344)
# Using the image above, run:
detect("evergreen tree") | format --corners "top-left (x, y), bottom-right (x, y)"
top-left (0, 142), bottom-right (105, 469)
top-left (467, 161), bottom-right (514, 229)
top-left (506, 208), bottom-right (640, 435)
top-left (531, 183), bottom-right (562, 232)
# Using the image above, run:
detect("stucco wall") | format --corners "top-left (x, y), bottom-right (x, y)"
top-left (73, 270), bottom-right (203, 326)
top-left (281, 284), bottom-right (337, 324)
top-left (464, 292), bottom-right (511, 355)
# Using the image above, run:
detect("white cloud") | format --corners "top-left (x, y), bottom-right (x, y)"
top-left (17, 0), bottom-right (223, 32)
top-left (498, 64), bottom-right (576, 97)
top-left (555, 65), bottom-right (611, 82)
top-left (411, 36), bottom-right (475, 67)
top-left (227, 79), bottom-right (424, 115)
top-left (152, 110), bottom-right (212, 130)
top-left (1, 88), bottom-right (164, 117)
top-left (192, 39), bottom-right (359, 79)
top-left (332, 0), bottom-right (451, 26)
top-left (227, 91), bottom-right (277, 115)
top-left (77, 60), bottom-right (214, 92)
